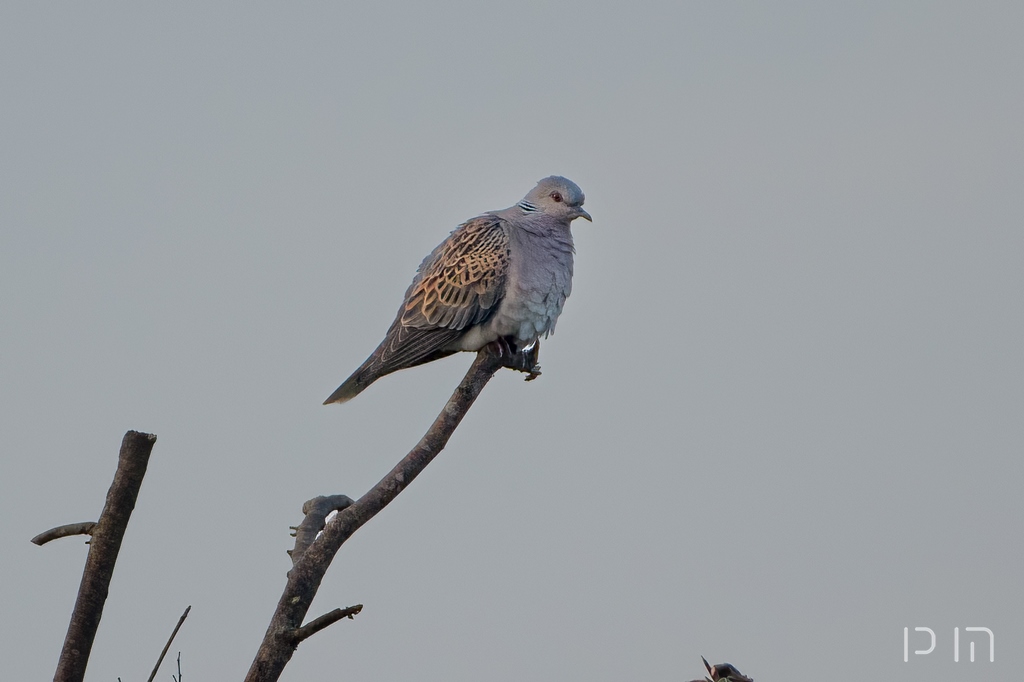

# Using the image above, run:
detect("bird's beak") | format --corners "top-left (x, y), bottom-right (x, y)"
top-left (576, 208), bottom-right (593, 222)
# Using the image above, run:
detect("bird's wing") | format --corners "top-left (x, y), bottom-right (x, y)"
top-left (401, 214), bottom-right (509, 330)
top-left (360, 215), bottom-right (510, 378)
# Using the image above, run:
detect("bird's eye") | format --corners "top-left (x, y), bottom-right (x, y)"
top-left (550, 191), bottom-right (563, 202)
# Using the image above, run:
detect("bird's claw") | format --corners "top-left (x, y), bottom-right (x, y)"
top-left (485, 337), bottom-right (515, 358)
top-left (484, 338), bottom-right (542, 380)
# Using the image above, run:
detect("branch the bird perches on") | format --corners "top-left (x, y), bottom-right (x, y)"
top-left (246, 347), bottom-right (528, 681)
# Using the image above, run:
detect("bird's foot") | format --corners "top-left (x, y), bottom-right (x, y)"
top-left (521, 341), bottom-right (541, 381)
top-left (484, 338), bottom-right (542, 380)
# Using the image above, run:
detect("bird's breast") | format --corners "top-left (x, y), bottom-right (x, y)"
top-left (446, 223), bottom-right (575, 352)
top-left (491, 229), bottom-right (574, 343)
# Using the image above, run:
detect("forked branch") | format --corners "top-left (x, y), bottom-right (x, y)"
top-left (43, 430), bottom-right (158, 682)
top-left (288, 494), bottom-right (355, 567)
top-left (245, 349), bottom-right (509, 681)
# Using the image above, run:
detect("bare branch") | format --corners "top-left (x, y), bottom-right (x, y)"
top-left (245, 349), bottom-right (507, 682)
top-left (292, 604), bottom-right (363, 643)
top-left (31, 522), bottom-right (98, 546)
top-left (53, 430), bottom-right (158, 682)
top-left (147, 605), bottom-right (192, 682)
top-left (288, 494), bottom-right (354, 567)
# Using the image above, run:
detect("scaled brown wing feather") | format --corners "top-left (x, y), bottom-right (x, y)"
top-left (323, 216), bottom-right (509, 404)
top-left (400, 215), bottom-right (509, 330)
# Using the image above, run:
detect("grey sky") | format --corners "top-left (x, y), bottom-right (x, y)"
top-left (2, 2), bottom-right (1022, 680)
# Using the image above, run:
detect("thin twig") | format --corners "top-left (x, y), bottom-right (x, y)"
top-left (53, 430), bottom-right (158, 682)
top-left (147, 605), bottom-right (191, 682)
top-left (292, 605), bottom-right (363, 643)
top-left (31, 522), bottom-right (98, 546)
top-left (245, 349), bottom-right (508, 681)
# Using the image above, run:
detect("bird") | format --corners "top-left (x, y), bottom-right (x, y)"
top-left (324, 176), bottom-right (591, 405)
top-left (688, 656), bottom-right (753, 682)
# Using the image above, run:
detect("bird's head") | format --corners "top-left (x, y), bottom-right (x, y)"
top-left (702, 656), bottom-right (753, 682)
top-left (518, 176), bottom-right (592, 223)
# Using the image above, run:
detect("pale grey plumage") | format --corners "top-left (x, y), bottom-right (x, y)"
top-left (324, 176), bottom-right (590, 404)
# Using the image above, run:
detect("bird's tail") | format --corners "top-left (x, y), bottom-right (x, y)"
top-left (323, 367), bottom-right (378, 404)
top-left (323, 324), bottom-right (462, 405)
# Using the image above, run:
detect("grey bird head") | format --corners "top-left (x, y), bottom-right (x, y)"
top-left (518, 175), bottom-right (592, 223)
